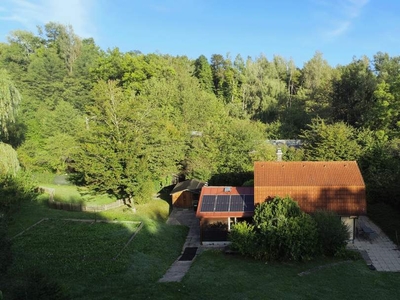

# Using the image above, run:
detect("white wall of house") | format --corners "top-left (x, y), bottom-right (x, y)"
top-left (341, 217), bottom-right (357, 241)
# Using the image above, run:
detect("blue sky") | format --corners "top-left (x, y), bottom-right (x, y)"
top-left (0, 0), bottom-right (399, 67)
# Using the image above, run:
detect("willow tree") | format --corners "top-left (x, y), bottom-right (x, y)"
top-left (0, 142), bottom-right (20, 176)
top-left (0, 69), bottom-right (21, 139)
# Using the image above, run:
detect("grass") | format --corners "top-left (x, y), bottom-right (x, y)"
top-left (38, 184), bottom-right (117, 206)
top-left (2, 196), bottom-right (188, 299)
top-left (178, 251), bottom-right (400, 300)
top-left (367, 202), bottom-right (400, 246)
top-left (2, 197), bottom-right (400, 299)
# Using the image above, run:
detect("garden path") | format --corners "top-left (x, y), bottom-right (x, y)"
top-left (159, 208), bottom-right (201, 282)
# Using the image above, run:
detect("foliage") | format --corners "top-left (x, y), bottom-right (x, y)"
top-left (0, 142), bottom-right (20, 176)
top-left (253, 197), bottom-right (319, 261)
top-left (367, 202), bottom-right (400, 246)
top-left (301, 118), bottom-right (361, 161)
top-left (1, 22), bottom-right (400, 217)
top-left (312, 210), bottom-right (350, 256)
top-left (332, 56), bottom-right (377, 127)
top-left (358, 132), bottom-right (400, 208)
top-left (231, 197), bottom-right (319, 261)
top-left (229, 221), bottom-right (256, 257)
top-left (0, 171), bottom-right (37, 212)
top-left (0, 69), bottom-right (21, 139)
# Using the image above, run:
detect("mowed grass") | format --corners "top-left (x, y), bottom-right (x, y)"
top-left (3, 197), bottom-right (189, 299)
top-left (10, 219), bottom-right (140, 281)
top-left (175, 250), bottom-right (400, 300)
top-left (3, 196), bottom-right (400, 299)
top-left (38, 183), bottom-right (117, 205)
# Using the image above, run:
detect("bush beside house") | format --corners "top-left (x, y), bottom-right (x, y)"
top-left (230, 196), bottom-right (350, 261)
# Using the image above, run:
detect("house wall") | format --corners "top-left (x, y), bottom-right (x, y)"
top-left (341, 217), bottom-right (357, 241)
top-left (172, 191), bottom-right (193, 208)
top-left (254, 186), bottom-right (366, 215)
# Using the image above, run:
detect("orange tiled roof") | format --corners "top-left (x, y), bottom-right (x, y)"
top-left (254, 161), bottom-right (365, 187)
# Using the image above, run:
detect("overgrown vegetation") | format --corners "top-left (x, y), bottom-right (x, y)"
top-left (312, 210), bottom-right (350, 256)
top-left (230, 197), bottom-right (350, 261)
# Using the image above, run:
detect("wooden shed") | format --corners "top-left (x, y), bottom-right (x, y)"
top-left (254, 161), bottom-right (367, 239)
top-left (170, 179), bottom-right (205, 208)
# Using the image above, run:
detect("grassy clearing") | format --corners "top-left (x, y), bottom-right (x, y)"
top-left (367, 202), bottom-right (400, 246)
top-left (38, 184), bottom-right (117, 206)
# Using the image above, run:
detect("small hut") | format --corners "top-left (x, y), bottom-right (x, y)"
top-left (170, 179), bottom-right (205, 208)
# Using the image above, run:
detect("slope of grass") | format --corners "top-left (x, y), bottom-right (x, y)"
top-left (2, 196), bottom-right (188, 299)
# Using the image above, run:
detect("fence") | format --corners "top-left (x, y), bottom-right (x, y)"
top-left (48, 199), bottom-right (124, 212)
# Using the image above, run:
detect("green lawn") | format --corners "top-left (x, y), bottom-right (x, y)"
top-left (38, 184), bottom-right (117, 205)
top-left (2, 197), bottom-right (400, 300)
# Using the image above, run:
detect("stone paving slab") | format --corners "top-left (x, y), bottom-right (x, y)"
top-left (350, 216), bottom-right (400, 272)
top-left (159, 209), bottom-right (201, 283)
top-left (158, 261), bottom-right (193, 282)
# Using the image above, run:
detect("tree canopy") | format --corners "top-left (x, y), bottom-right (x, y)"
top-left (0, 22), bottom-right (399, 207)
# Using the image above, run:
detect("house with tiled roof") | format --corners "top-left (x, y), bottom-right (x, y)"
top-left (196, 161), bottom-right (366, 244)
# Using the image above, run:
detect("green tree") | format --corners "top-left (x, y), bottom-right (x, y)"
top-left (301, 51), bottom-right (334, 118)
top-left (73, 80), bottom-right (183, 204)
top-left (0, 142), bottom-right (20, 176)
top-left (332, 57), bottom-right (377, 126)
top-left (301, 118), bottom-right (361, 161)
top-left (0, 69), bottom-right (21, 139)
top-left (193, 55), bottom-right (213, 93)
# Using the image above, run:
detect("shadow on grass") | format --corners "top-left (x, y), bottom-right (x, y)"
top-left (0, 190), bottom-right (188, 300)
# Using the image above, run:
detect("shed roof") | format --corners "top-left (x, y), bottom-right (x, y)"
top-left (170, 179), bottom-right (205, 195)
top-left (196, 186), bottom-right (254, 218)
top-left (254, 161), bottom-right (365, 187)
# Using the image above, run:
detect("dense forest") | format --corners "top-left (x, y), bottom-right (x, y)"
top-left (1, 22), bottom-right (400, 208)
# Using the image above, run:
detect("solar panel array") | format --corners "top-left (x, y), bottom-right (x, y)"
top-left (200, 194), bottom-right (254, 213)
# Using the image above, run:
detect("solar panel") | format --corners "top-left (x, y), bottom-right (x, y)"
top-left (244, 195), bottom-right (254, 211)
top-left (215, 195), bottom-right (230, 211)
top-left (201, 195), bottom-right (216, 212)
top-left (230, 195), bottom-right (245, 211)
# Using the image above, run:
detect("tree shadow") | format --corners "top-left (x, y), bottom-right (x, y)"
top-left (0, 180), bottom-right (188, 299)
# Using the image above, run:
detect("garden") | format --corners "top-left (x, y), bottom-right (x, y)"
top-left (1, 185), bottom-right (400, 299)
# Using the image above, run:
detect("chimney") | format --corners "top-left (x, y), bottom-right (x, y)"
top-left (276, 148), bottom-right (283, 161)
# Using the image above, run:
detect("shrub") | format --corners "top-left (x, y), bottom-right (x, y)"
top-left (312, 210), bottom-right (349, 256)
top-left (233, 196), bottom-right (319, 261)
top-left (0, 171), bottom-right (38, 212)
top-left (229, 221), bottom-right (256, 257)
top-left (255, 204), bottom-right (319, 261)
